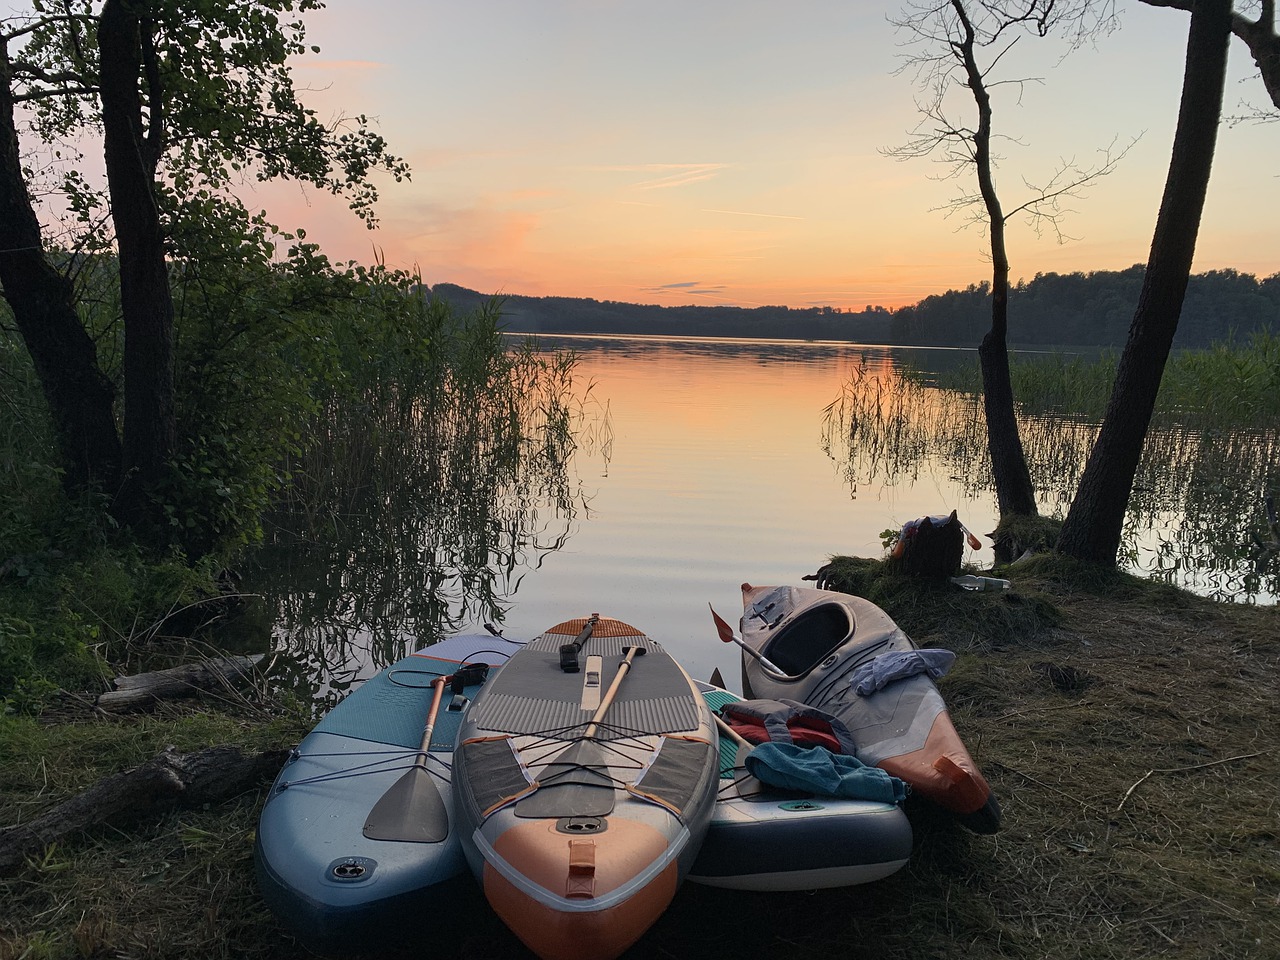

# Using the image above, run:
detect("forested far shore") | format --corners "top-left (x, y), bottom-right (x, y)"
top-left (432, 265), bottom-right (1279, 349)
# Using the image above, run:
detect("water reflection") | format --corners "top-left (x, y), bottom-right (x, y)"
top-left (823, 361), bottom-right (1279, 603)
top-left (528, 333), bottom-right (979, 373)
top-left (245, 334), bottom-right (1274, 703)
top-left (246, 348), bottom-right (607, 702)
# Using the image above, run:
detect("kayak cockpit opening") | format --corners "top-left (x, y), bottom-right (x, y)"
top-left (759, 602), bottom-right (854, 678)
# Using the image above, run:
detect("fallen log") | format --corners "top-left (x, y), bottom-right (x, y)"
top-left (97, 654), bottom-right (265, 712)
top-left (0, 744), bottom-right (288, 876)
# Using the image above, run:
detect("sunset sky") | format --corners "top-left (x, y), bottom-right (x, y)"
top-left (256, 1), bottom-right (1278, 311)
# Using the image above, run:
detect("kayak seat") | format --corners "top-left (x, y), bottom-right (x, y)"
top-left (759, 603), bottom-right (854, 678)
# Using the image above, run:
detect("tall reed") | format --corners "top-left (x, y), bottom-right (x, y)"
top-left (921, 328), bottom-right (1280, 429)
top-left (823, 343), bottom-right (1278, 601)
top-left (256, 291), bottom-right (601, 681)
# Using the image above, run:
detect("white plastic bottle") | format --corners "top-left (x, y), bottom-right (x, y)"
top-left (950, 574), bottom-right (1012, 592)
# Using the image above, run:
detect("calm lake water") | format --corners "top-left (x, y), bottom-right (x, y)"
top-left (245, 334), bottom-right (1277, 696)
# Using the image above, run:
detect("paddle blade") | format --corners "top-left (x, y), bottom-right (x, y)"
top-left (363, 766), bottom-right (450, 843)
top-left (709, 604), bottom-right (737, 644)
top-left (514, 739), bottom-right (615, 819)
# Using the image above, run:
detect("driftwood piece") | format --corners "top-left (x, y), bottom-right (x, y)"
top-left (97, 654), bottom-right (265, 712)
top-left (0, 744), bottom-right (288, 876)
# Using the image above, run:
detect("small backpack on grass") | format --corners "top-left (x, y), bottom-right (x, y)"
top-left (886, 510), bottom-right (971, 579)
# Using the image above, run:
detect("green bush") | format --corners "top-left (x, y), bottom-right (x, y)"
top-left (2, 225), bottom-right (578, 706)
top-left (0, 613), bottom-right (101, 714)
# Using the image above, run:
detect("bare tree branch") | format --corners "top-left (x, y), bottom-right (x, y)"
top-left (1007, 135), bottom-right (1139, 240)
top-left (886, 1), bottom-right (1130, 244)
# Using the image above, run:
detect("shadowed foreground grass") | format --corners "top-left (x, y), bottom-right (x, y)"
top-left (2, 560), bottom-right (1277, 960)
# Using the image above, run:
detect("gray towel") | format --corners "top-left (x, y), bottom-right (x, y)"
top-left (851, 649), bottom-right (956, 696)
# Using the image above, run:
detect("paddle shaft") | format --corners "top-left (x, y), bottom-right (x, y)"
top-left (559, 613), bottom-right (600, 672)
top-left (713, 711), bottom-right (758, 770)
top-left (413, 676), bottom-right (449, 768)
top-left (582, 645), bottom-right (644, 740)
top-left (571, 614), bottom-right (600, 649)
top-left (712, 712), bottom-right (751, 748)
top-left (710, 604), bottom-right (789, 678)
top-left (362, 673), bottom-right (453, 843)
top-left (736, 637), bottom-right (789, 678)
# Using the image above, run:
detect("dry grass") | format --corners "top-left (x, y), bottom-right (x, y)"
top-left (2, 564), bottom-right (1277, 960)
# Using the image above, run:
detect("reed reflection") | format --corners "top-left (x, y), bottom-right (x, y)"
top-left (250, 340), bottom-right (608, 701)
top-left (822, 358), bottom-right (1278, 602)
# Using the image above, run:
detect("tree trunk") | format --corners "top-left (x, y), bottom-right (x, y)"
top-left (1141, 0), bottom-right (1279, 110)
top-left (980, 328), bottom-right (1038, 519)
top-left (99, 0), bottom-right (176, 529)
top-left (953, 0), bottom-right (1039, 521)
top-left (0, 745), bottom-right (288, 877)
top-left (1236, 1), bottom-right (1280, 109)
top-left (1057, 0), bottom-right (1233, 566)
top-left (0, 38), bottom-right (121, 493)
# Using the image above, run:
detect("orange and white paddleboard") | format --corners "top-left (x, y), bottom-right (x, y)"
top-left (452, 616), bottom-right (720, 960)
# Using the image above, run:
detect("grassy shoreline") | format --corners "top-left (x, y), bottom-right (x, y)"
top-left (2, 562), bottom-right (1276, 960)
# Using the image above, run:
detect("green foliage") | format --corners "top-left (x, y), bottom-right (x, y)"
top-left (3, 314), bottom-right (226, 707)
top-left (157, 207), bottom-right (325, 555)
top-left (0, 518), bottom-right (230, 712)
top-left (0, 330), bottom-right (98, 710)
top-left (58, 547), bottom-right (225, 647)
top-left (17, 0), bottom-right (409, 237)
top-left (0, 334), bottom-right (64, 550)
top-left (0, 614), bottom-right (96, 714)
top-left (2, 232), bottom-right (585, 699)
top-left (1003, 350), bottom-right (1118, 419)
top-left (6, 0), bottom-right (418, 556)
top-left (1156, 327), bottom-right (1280, 425)
top-left (922, 327), bottom-right (1280, 430)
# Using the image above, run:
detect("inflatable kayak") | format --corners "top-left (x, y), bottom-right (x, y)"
top-left (451, 615), bottom-right (720, 960)
top-left (688, 679), bottom-right (913, 890)
top-left (733, 583), bottom-right (1001, 833)
top-left (255, 632), bottom-right (523, 951)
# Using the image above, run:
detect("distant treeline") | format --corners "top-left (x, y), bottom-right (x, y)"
top-left (432, 265), bottom-right (1279, 348)
top-left (430, 284), bottom-right (895, 343)
top-left (891, 266), bottom-right (1280, 348)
